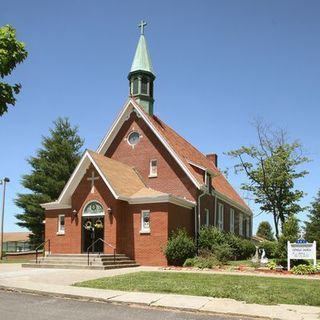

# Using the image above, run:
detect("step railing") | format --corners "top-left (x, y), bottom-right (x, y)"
top-left (87, 238), bottom-right (116, 266)
top-left (35, 239), bottom-right (50, 264)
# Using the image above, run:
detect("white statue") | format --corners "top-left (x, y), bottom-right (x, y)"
top-left (251, 246), bottom-right (259, 263)
top-left (260, 249), bottom-right (269, 265)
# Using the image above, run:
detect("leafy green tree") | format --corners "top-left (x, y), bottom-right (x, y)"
top-left (256, 221), bottom-right (274, 241)
top-left (15, 118), bottom-right (84, 246)
top-left (228, 122), bottom-right (309, 239)
top-left (0, 25), bottom-right (28, 116)
top-left (305, 190), bottom-right (320, 256)
top-left (276, 215), bottom-right (299, 259)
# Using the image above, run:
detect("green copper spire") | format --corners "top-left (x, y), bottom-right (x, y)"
top-left (130, 21), bottom-right (155, 75)
top-left (128, 20), bottom-right (155, 115)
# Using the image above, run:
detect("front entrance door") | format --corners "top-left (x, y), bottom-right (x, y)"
top-left (82, 216), bottom-right (104, 253)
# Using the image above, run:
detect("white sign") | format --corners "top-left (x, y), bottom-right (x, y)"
top-left (287, 241), bottom-right (317, 271)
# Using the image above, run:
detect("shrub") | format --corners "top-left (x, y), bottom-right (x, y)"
top-left (237, 239), bottom-right (256, 260)
top-left (183, 254), bottom-right (219, 269)
top-left (291, 264), bottom-right (316, 275)
top-left (198, 227), bottom-right (256, 261)
top-left (260, 240), bottom-right (277, 259)
top-left (224, 233), bottom-right (241, 259)
top-left (212, 243), bottom-right (234, 264)
top-left (275, 259), bottom-right (309, 269)
top-left (183, 255), bottom-right (219, 269)
top-left (267, 261), bottom-right (277, 270)
top-left (183, 258), bottom-right (195, 267)
top-left (198, 226), bottom-right (227, 250)
top-left (165, 229), bottom-right (196, 266)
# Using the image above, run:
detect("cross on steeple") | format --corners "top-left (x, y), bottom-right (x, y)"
top-left (87, 171), bottom-right (99, 194)
top-left (138, 20), bottom-right (147, 35)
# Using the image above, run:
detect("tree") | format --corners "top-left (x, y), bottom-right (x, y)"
top-left (228, 122), bottom-right (309, 240)
top-left (0, 24), bottom-right (28, 116)
top-left (256, 221), bottom-right (274, 241)
top-left (305, 190), bottom-right (320, 256)
top-left (15, 118), bottom-right (84, 246)
top-left (275, 215), bottom-right (299, 259)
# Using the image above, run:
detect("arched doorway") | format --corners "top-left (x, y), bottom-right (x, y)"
top-left (82, 201), bottom-right (105, 253)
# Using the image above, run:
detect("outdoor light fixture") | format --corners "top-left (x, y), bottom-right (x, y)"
top-left (72, 209), bottom-right (78, 218)
top-left (107, 207), bottom-right (112, 214)
top-left (0, 177), bottom-right (10, 260)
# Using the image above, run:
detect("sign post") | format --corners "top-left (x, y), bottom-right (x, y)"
top-left (287, 241), bottom-right (317, 271)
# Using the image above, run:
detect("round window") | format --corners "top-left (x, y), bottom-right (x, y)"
top-left (128, 131), bottom-right (140, 146)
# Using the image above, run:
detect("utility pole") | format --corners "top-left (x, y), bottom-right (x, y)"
top-left (0, 177), bottom-right (10, 260)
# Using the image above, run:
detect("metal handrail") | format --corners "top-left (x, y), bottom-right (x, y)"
top-left (35, 239), bottom-right (50, 264)
top-left (87, 238), bottom-right (116, 266)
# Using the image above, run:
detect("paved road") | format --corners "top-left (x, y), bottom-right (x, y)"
top-left (0, 290), bottom-right (256, 320)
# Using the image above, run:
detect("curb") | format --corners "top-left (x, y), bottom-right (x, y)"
top-left (0, 285), bottom-right (272, 320)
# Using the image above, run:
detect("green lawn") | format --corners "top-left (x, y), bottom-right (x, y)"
top-left (0, 259), bottom-right (31, 264)
top-left (74, 271), bottom-right (320, 306)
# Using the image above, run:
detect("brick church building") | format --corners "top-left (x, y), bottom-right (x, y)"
top-left (42, 22), bottom-right (252, 266)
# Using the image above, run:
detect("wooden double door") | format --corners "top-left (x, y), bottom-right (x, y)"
top-left (82, 216), bottom-right (104, 253)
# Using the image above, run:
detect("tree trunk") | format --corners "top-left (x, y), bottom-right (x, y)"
top-left (273, 213), bottom-right (280, 240)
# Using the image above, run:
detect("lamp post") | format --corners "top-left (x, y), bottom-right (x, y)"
top-left (0, 177), bottom-right (10, 260)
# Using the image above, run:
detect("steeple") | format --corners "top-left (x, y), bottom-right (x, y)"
top-left (128, 20), bottom-right (155, 115)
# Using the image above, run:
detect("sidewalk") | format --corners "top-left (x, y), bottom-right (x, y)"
top-left (0, 264), bottom-right (319, 320)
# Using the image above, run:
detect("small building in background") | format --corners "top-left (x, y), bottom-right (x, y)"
top-left (3, 232), bottom-right (33, 252)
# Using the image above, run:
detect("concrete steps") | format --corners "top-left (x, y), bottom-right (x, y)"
top-left (22, 253), bottom-right (139, 270)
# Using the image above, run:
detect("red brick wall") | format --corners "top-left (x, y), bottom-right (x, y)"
top-left (168, 203), bottom-right (195, 237)
top-left (119, 203), bottom-right (169, 266)
top-left (45, 208), bottom-right (76, 253)
top-left (199, 194), bottom-right (215, 227)
top-left (105, 111), bottom-right (198, 202)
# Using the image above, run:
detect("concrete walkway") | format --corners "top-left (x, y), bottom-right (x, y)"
top-left (0, 264), bottom-right (319, 320)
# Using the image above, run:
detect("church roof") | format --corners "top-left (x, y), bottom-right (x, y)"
top-left (89, 151), bottom-right (187, 200)
top-left (130, 34), bottom-right (155, 76)
top-left (88, 151), bottom-right (146, 197)
top-left (42, 149), bottom-right (195, 210)
top-left (133, 102), bottom-right (251, 212)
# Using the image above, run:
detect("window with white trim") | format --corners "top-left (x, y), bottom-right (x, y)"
top-left (239, 213), bottom-right (243, 236)
top-left (149, 159), bottom-right (158, 177)
top-left (218, 203), bottom-right (224, 231)
top-left (246, 217), bottom-right (250, 238)
top-left (57, 214), bottom-right (65, 234)
top-left (205, 208), bottom-right (209, 226)
top-left (140, 210), bottom-right (150, 233)
top-left (230, 208), bottom-right (235, 233)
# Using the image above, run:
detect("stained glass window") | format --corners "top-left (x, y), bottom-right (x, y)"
top-left (83, 202), bottom-right (104, 216)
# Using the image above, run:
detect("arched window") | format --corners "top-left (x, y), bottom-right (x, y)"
top-left (83, 201), bottom-right (104, 216)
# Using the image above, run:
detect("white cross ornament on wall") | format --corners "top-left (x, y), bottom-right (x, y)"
top-left (87, 171), bottom-right (99, 194)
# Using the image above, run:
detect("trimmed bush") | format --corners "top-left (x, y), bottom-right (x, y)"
top-left (198, 227), bottom-right (256, 261)
top-left (183, 255), bottom-right (219, 269)
top-left (212, 243), bottom-right (234, 264)
top-left (260, 240), bottom-right (277, 259)
top-left (198, 226), bottom-right (227, 250)
top-left (165, 229), bottom-right (196, 266)
top-left (240, 239), bottom-right (256, 260)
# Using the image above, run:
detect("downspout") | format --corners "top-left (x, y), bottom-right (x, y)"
top-left (196, 189), bottom-right (206, 251)
top-left (214, 191), bottom-right (217, 227)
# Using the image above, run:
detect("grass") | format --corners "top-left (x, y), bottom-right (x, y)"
top-left (0, 259), bottom-right (31, 264)
top-left (74, 271), bottom-right (320, 306)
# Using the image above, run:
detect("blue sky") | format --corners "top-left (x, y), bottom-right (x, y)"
top-left (1, 0), bottom-right (319, 234)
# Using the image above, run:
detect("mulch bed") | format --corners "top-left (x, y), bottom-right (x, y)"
top-left (162, 265), bottom-right (320, 277)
